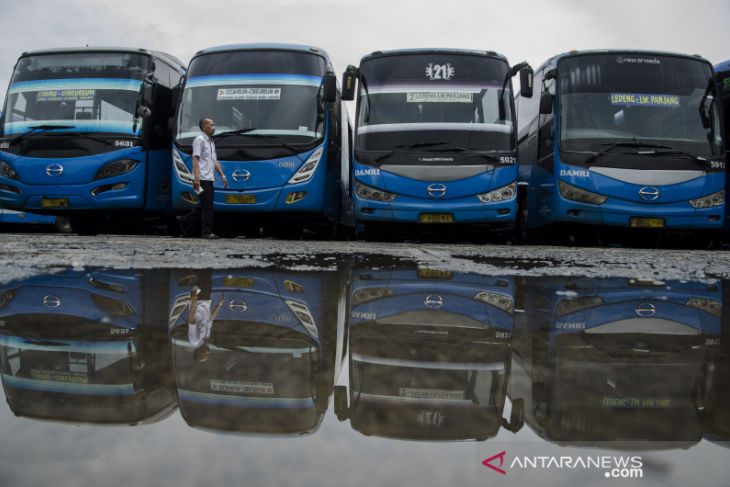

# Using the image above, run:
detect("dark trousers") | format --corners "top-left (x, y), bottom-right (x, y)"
top-left (180, 180), bottom-right (214, 236)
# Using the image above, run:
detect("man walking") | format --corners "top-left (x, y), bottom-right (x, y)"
top-left (178, 117), bottom-right (227, 239)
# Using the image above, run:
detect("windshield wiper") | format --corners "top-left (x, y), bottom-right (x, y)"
top-left (374, 142), bottom-right (448, 163)
top-left (213, 127), bottom-right (258, 138)
top-left (431, 146), bottom-right (501, 163)
top-left (585, 141), bottom-right (671, 165)
top-left (8, 124), bottom-right (76, 145)
top-left (214, 128), bottom-right (302, 158)
top-left (45, 131), bottom-right (114, 145)
top-left (636, 148), bottom-right (713, 167)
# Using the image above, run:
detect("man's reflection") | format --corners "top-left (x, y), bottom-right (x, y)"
top-left (185, 270), bottom-right (224, 362)
top-left (169, 269), bottom-right (343, 434)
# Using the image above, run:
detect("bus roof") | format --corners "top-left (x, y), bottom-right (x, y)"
top-left (360, 48), bottom-right (509, 64)
top-left (715, 59), bottom-right (730, 74)
top-left (534, 49), bottom-right (711, 73)
top-left (19, 46), bottom-right (186, 71)
top-left (193, 43), bottom-right (331, 62)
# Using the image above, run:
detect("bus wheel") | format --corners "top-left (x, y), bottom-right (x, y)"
top-left (54, 217), bottom-right (72, 234)
top-left (69, 216), bottom-right (103, 236)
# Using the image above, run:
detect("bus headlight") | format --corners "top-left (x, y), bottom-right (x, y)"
top-left (690, 190), bottom-right (724, 209)
top-left (0, 161), bottom-right (17, 180)
top-left (94, 159), bottom-right (138, 180)
top-left (288, 147), bottom-right (323, 184)
top-left (285, 300), bottom-right (319, 339)
top-left (353, 287), bottom-right (393, 306)
top-left (686, 297), bottom-right (721, 318)
top-left (0, 289), bottom-right (16, 309)
top-left (355, 181), bottom-right (396, 202)
top-left (173, 149), bottom-right (194, 184)
top-left (474, 291), bottom-right (514, 313)
top-left (559, 181), bottom-right (607, 205)
top-left (477, 182), bottom-right (516, 203)
top-left (91, 294), bottom-right (135, 317)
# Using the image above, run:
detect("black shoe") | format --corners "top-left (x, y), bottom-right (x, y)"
top-left (202, 233), bottom-right (220, 239)
top-left (176, 216), bottom-right (192, 238)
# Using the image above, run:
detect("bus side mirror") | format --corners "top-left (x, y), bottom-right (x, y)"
top-left (539, 93), bottom-right (554, 115)
top-left (137, 79), bottom-right (154, 118)
top-left (520, 68), bottom-right (534, 98)
top-left (502, 398), bottom-right (525, 433)
top-left (322, 73), bottom-right (337, 103)
top-left (341, 65), bottom-right (358, 101)
top-left (136, 104), bottom-right (152, 118)
top-left (170, 85), bottom-right (182, 115)
top-left (141, 80), bottom-right (155, 106)
top-left (334, 385), bottom-right (349, 421)
top-left (699, 94), bottom-right (714, 129)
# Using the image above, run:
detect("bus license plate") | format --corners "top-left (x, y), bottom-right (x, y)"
top-left (630, 217), bottom-right (665, 229)
top-left (225, 194), bottom-right (256, 204)
top-left (223, 276), bottom-right (254, 287)
top-left (419, 213), bottom-right (453, 224)
top-left (40, 198), bottom-right (69, 208)
top-left (417, 268), bottom-right (453, 280)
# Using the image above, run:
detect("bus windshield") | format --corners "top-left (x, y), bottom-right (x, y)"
top-left (559, 53), bottom-right (723, 159)
top-left (1, 52), bottom-right (150, 136)
top-left (176, 50), bottom-right (327, 146)
top-left (356, 53), bottom-right (514, 153)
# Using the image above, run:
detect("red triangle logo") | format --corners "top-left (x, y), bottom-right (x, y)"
top-left (483, 451), bottom-right (507, 475)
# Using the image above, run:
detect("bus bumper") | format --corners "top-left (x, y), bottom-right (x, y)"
top-left (0, 173), bottom-right (147, 212)
top-left (554, 198), bottom-right (724, 229)
top-left (172, 178), bottom-right (326, 213)
top-left (354, 194), bottom-right (516, 224)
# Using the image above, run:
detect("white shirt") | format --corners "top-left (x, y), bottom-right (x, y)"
top-left (188, 300), bottom-right (213, 347)
top-left (192, 134), bottom-right (217, 181)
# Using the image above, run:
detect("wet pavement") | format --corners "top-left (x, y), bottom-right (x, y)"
top-left (0, 248), bottom-right (729, 486)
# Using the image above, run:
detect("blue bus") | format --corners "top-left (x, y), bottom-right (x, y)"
top-left (334, 266), bottom-right (523, 440)
top-left (0, 47), bottom-right (186, 235)
top-left (172, 44), bottom-right (352, 236)
top-left (0, 269), bottom-right (176, 424)
top-left (339, 49), bottom-right (533, 239)
top-left (516, 50), bottom-right (725, 243)
top-left (715, 60), bottom-right (730, 235)
top-left (510, 276), bottom-right (721, 446)
top-left (167, 268), bottom-right (346, 434)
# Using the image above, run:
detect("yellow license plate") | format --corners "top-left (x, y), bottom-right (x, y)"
top-left (223, 277), bottom-right (254, 287)
top-left (630, 217), bottom-right (665, 229)
top-left (417, 268), bottom-right (453, 280)
top-left (40, 198), bottom-right (69, 208)
top-left (418, 213), bottom-right (454, 224)
top-left (225, 194), bottom-right (256, 204)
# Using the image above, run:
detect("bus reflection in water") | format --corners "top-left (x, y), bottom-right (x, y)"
top-left (335, 266), bottom-right (523, 440)
top-left (168, 268), bottom-right (346, 434)
top-left (511, 276), bottom-right (722, 447)
top-left (0, 270), bottom-right (175, 424)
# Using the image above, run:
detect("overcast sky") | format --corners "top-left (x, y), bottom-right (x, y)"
top-left (2, 0), bottom-right (729, 94)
